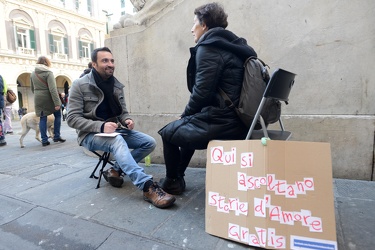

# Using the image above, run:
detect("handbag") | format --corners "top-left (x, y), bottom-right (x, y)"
top-left (6, 89), bottom-right (17, 103)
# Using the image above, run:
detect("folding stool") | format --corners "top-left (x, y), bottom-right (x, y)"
top-left (89, 151), bottom-right (114, 189)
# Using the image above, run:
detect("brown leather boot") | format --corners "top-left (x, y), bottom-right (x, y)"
top-left (102, 167), bottom-right (124, 188)
top-left (143, 182), bottom-right (176, 208)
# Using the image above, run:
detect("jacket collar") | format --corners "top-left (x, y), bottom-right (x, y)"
top-left (86, 71), bottom-right (124, 90)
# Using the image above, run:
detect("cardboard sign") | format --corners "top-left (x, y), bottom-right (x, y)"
top-left (205, 140), bottom-right (337, 250)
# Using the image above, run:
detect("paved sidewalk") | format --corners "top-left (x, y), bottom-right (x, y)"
top-left (0, 120), bottom-right (374, 249)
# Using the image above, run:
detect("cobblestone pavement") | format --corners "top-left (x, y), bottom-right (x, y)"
top-left (0, 120), bottom-right (373, 249)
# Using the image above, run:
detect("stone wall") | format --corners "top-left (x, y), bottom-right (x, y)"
top-left (105, 0), bottom-right (375, 180)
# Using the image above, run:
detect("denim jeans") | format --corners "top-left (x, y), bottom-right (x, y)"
top-left (40, 110), bottom-right (62, 143)
top-left (81, 130), bottom-right (156, 190)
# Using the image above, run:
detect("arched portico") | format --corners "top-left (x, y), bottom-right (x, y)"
top-left (15, 72), bottom-right (71, 115)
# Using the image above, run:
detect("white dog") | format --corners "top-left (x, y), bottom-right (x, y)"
top-left (19, 112), bottom-right (54, 148)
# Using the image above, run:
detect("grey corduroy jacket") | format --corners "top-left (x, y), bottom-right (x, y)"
top-left (66, 71), bottom-right (131, 145)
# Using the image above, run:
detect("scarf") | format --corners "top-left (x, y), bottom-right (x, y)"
top-left (92, 68), bottom-right (122, 120)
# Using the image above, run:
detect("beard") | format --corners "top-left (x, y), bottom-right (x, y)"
top-left (102, 66), bottom-right (115, 79)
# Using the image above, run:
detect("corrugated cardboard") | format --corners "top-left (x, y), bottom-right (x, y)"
top-left (205, 140), bottom-right (337, 249)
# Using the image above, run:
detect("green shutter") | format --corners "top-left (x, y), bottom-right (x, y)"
top-left (49, 34), bottom-right (55, 53)
top-left (29, 30), bottom-right (36, 49)
top-left (64, 37), bottom-right (69, 55)
top-left (78, 40), bottom-right (83, 58)
top-left (87, 0), bottom-right (92, 12)
top-left (90, 43), bottom-right (94, 55)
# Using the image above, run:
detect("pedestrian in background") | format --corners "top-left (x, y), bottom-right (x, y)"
top-left (79, 62), bottom-right (92, 78)
top-left (18, 107), bottom-right (23, 119)
top-left (30, 56), bottom-right (66, 146)
top-left (59, 92), bottom-right (67, 121)
top-left (0, 75), bottom-right (7, 146)
top-left (3, 92), bottom-right (14, 134)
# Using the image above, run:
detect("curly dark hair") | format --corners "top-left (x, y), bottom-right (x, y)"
top-left (194, 2), bottom-right (228, 29)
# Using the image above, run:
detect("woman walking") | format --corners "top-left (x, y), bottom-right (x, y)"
top-left (31, 56), bottom-right (65, 146)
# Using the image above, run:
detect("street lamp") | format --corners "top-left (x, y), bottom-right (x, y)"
top-left (102, 10), bottom-right (113, 34)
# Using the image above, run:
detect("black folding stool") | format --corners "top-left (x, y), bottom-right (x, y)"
top-left (89, 151), bottom-right (115, 189)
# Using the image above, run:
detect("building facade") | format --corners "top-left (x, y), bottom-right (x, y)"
top-left (0, 0), bottom-right (106, 117)
top-left (101, 0), bottom-right (134, 33)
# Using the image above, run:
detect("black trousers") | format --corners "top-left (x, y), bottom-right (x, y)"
top-left (162, 137), bottom-right (195, 179)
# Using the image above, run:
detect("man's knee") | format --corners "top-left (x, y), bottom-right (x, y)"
top-left (146, 137), bottom-right (157, 151)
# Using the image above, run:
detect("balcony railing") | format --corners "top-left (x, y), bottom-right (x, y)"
top-left (52, 53), bottom-right (68, 60)
top-left (17, 47), bottom-right (34, 56)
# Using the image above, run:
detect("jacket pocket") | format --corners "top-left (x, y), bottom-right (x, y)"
top-left (83, 95), bottom-right (99, 102)
top-left (83, 94), bottom-right (99, 113)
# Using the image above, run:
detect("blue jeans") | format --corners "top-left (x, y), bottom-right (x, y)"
top-left (40, 110), bottom-right (62, 143)
top-left (81, 130), bottom-right (156, 190)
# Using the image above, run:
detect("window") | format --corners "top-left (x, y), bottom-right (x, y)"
top-left (78, 29), bottom-right (94, 59)
top-left (82, 42), bottom-right (89, 58)
top-left (87, 0), bottom-right (92, 14)
top-left (49, 33), bottom-right (69, 60)
top-left (15, 26), bottom-right (35, 55)
top-left (121, 0), bottom-right (125, 8)
top-left (75, 0), bottom-right (79, 9)
top-left (16, 28), bottom-right (28, 48)
top-left (10, 11), bottom-right (36, 55)
top-left (54, 35), bottom-right (64, 53)
top-left (79, 40), bottom-right (94, 58)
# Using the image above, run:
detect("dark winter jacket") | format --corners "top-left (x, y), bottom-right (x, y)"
top-left (0, 75), bottom-right (4, 109)
top-left (159, 28), bottom-right (257, 149)
top-left (80, 68), bottom-right (92, 78)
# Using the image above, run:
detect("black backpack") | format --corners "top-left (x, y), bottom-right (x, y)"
top-left (219, 57), bottom-right (281, 127)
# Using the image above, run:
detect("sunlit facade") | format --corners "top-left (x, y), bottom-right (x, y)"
top-left (101, 0), bottom-right (135, 33)
top-left (0, 0), bottom-right (106, 116)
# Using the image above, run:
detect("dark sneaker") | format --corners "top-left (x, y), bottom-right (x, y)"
top-left (102, 167), bottom-right (124, 188)
top-left (0, 140), bottom-right (6, 146)
top-left (143, 182), bottom-right (176, 208)
top-left (53, 137), bottom-right (66, 142)
top-left (160, 177), bottom-right (186, 195)
top-left (42, 141), bottom-right (50, 146)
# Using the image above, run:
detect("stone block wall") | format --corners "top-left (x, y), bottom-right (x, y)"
top-left (105, 0), bottom-right (375, 180)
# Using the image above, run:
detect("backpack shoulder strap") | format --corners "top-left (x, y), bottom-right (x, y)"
top-left (218, 87), bottom-right (235, 109)
top-left (35, 73), bottom-right (48, 87)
